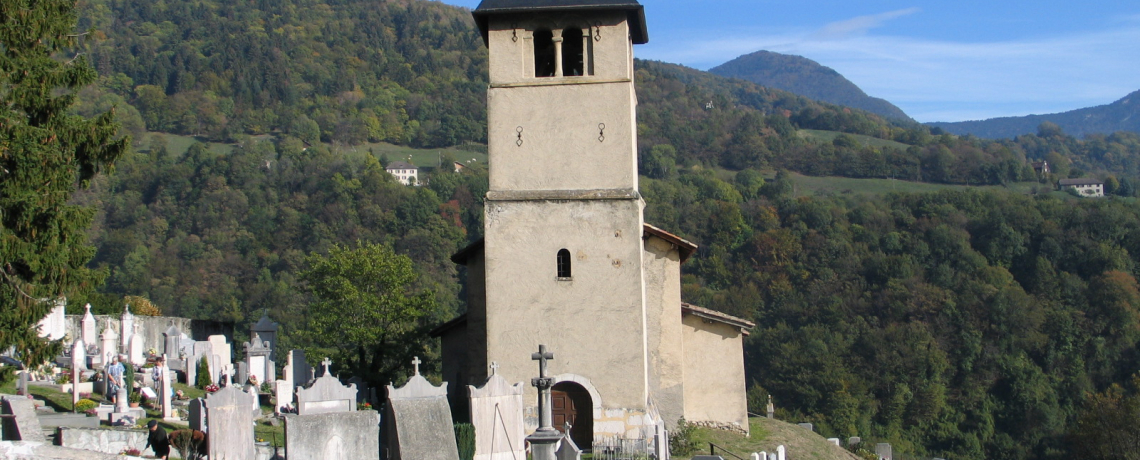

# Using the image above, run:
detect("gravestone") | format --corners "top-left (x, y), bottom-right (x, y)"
top-left (208, 334), bottom-right (232, 382)
top-left (384, 356), bottom-right (459, 460)
top-left (80, 304), bottom-right (98, 347)
top-left (99, 319), bottom-right (118, 368)
top-left (777, 445), bottom-right (786, 460)
top-left (347, 376), bottom-right (369, 403)
top-left (244, 332), bottom-right (274, 386)
top-left (16, 371), bottom-right (28, 396)
top-left (206, 385), bottom-right (256, 460)
top-left (119, 304), bottom-right (134, 351)
top-left (275, 380), bottom-right (293, 414)
top-left (525, 345), bottom-right (562, 460)
top-left (848, 437), bottom-right (861, 447)
top-left (288, 349), bottom-right (312, 389)
top-left (766, 394), bottom-right (774, 419)
top-left (250, 312), bottom-right (279, 362)
top-left (296, 358), bottom-right (357, 415)
top-left (128, 324), bottom-right (145, 366)
top-left (555, 435), bottom-right (581, 460)
top-left (189, 398), bottom-right (207, 432)
top-left (467, 362), bottom-right (525, 460)
top-left (285, 410), bottom-right (380, 460)
top-left (875, 443), bottom-right (892, 460)
top-left (797, 423), bottom-right (813, 431)
top-left (827, 438), bottom-right (840, 446)
top-left (236, 361), bottom-right (249, 386)
top-left (1, 395), bottom-right (46, 442)
top-left (70, 339), bottom-right (85, 409)
top-left (160, 354), bottom-right (174, 420)
top-left (756, 452), bottom-right (766, 460)
top-left (163, 324), bottom-right (182, 358)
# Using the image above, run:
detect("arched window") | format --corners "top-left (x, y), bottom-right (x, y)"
top-left (534, 29), bottom-right (556, 77)
top-left (557, 249), bottom-right (571, 279)
top-left (561, 28), bottom-right (585, 76)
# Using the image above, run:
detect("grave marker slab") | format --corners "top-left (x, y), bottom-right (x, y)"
top-left (189, 398), bottom-right (207, 432)
top-left (468, 362), bottom-right (525, 460)
top-left (385, 357), bottom-right (459, 460)
top-left (296, 358), bottom-right (357, 415)
top-left (285, 411), bottom-right (380, 460)
top-left (1, 395), bottom-right (45, 442)
top-left (206, 385), bottom-right (256, 460)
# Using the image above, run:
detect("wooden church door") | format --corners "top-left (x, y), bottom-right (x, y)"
top-left (552, 382), bottom-right (593, 449)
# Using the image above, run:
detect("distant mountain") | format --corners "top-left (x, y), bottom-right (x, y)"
top-left (709, 50), bottom-right (913, 122)
top-left (928, 90), bottom-right (1140, 139)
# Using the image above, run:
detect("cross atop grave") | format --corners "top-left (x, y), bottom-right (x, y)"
top-left (489, 361), bottom-right (499, 376)
top-left (321, 357), bottom-right (333, 376)
top-left (411, 356), bottom-right (421, 376)
top-left (530, 344), bottom-right (556, 433)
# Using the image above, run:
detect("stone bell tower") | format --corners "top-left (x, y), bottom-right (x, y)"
top-left (472, 0), bottom-right (655, 442)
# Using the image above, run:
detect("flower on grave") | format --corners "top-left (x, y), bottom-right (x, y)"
top-left (146, 348), bottom-right (158, 357)
top-left (358, 402), bottom-right (372, 410)
top-left (120, 447), bottom-right (142, 456)
top-left (248, 375), bottom-right (259, 387)
top-left (205, 384), bottom-right (219, 393)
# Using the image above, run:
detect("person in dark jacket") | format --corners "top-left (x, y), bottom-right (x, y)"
top-left (145, 420), bottom-right (171, 459)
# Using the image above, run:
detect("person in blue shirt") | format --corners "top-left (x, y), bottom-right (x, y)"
top-left (107, 355), bottom-right (125, 404)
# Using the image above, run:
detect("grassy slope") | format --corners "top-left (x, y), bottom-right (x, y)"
top-left (149, 133), bottom-right (488, 168)
top-left (679, 417), bottom-right (864, 460)
top-left (798, 129), bottom-right (911, 151)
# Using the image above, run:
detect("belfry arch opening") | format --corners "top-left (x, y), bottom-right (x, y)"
top-left (561, 27), bottom-right (586, 76)
top-left (552, 381), bottom-right (593, 449)
top-left (534, 29), bottom-right (556, 77)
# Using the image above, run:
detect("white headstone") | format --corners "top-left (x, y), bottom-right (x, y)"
top-left (468, 363), bottom-right (526, 460)
top-left (275, 379), bottom-right (293, 414)
top-left (70, 339), bottom-right (85, 408)
top-left (249, 354), bottom-right (267, 386)
top-left (752, 453), bottom-right (762, 460)
top-left (161, 354), bottom-right (174, 420)
top-left (81, 304), bottom-right (98, 346)
top-left (827, 438), bottom-right (841, 446)
top-left (128, 324), bottom-right (145, 366)
top-left (36, 299), bottom-right (67, 340)
top-left (100, 319), bottom-right (118, 367)
top-left (119, 304), bottom-right (134, 351)
top-left (777, 445), bottom-right (786, 460)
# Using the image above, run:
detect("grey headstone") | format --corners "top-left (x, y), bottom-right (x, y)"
top-left (848, 436), bottom-right (861, 446)
top-left (827, 438), bottom-right (840, 446)
top-left (797, 422), bottom-right (813, 431)
top-left (285, 411), bottom-right (380, 460)
top-left (875, 443), bottom-right (893, 460)
top-left (385, 373), bottom-right (459, 460)
top-left (1, 395), bottom-right (46, 442)
top-left (290, 350), bottom-right (312, 388)
top-left (163, 323), bottom-right (182, 358)
top-left (189, 398), bottom-right (207, 432)
top-left (15, 372), bottom-right (28, 396)
top-left (296, 359), bottom-right (357, 416)
top-left (556, 435), bottom-right (582, 460)
top-left (206, 385), bottom-right (256, 460)
top-left (236, 361), bottom-right (249, 386)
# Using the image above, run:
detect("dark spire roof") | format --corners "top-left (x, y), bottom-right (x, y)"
top-left (472, 0), bottom-right (647, 46)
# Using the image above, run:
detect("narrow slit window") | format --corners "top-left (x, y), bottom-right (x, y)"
top-left (557, 249), bottom-right (572, 278)
top-left (534, 29), bottom-right (556, 77)
top-left (562, 28), bottom-right (585, 76)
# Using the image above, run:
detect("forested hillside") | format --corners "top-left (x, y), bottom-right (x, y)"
top-left (929, 90), bottom-right (1140, 139)
top-left (60, 0), bottom-right (1140, 459)
top-left (709, 50), bottom-right (913, 122)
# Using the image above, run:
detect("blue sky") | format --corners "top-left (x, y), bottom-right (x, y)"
top-left (440, 0), bottom-right (1140, 123)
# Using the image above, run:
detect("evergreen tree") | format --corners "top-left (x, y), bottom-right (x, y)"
top-left (0, 0), bottom-right (127, 383)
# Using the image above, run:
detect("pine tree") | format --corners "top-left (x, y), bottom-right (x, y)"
top-left (0, 0), bottom-right (127, 383)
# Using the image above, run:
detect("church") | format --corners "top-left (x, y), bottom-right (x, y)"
top-left (431, 0), bottom-right (754, 449)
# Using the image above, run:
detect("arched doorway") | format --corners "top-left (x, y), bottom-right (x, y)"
top-left (552, 381), bottom-right (593, 449)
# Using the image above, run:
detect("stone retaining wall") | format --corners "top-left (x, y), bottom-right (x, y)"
top-left (55, 426), bottom-right (154, 456)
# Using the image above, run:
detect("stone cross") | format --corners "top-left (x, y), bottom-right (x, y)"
top-left (489, 361), bottom-right (499, 376)
top-left (530, 344), bottom-right (556, 432)
top-left (320, 357), bottom-right (333, 376)
top-left (526, 344), bottom-right (562, 460)
top-left (766, 394), bottom-right (774, 419)
top-left (411, 356), bottom-right (421, 376)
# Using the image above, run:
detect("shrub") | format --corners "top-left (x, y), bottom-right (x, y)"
top-left (454, 423), bottom-right (475, 460)
top-left (75, 399), bottom-right (98, 412)
top-left (669, 417), bottom-right (698, 457)
top-left (56, 372), bottom-right (71, 385)
top-left (196, 356), bottom-right (212, 387)
top-left (170, 429), bottom-right (208, 460)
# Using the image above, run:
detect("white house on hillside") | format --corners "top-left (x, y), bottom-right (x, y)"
top-left (1059, 178), bottom-right (1104, 197)
top-left (385, 161), bottom-right (418, 186)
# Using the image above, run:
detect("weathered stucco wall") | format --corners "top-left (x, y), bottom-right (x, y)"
top-left (642, 235), bottom-right (686, 429)
top-left (483, 198), bottom-right (649, 434)
top-left (681, 314), bottom-right (749, 434)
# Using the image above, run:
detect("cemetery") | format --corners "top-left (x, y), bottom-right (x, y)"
top-left (1, 2), bottom-right (896, 460)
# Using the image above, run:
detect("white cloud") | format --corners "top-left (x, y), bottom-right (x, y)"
top-left (639, 8), bottom-right (1140, 123)
top-left (809, 8), bottom-right (921, 41)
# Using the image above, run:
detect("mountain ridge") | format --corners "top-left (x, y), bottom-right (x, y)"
top-left (928, 90), bottom-right (1140, 138)
top-left (709, 50), bottom-right (913, 122)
